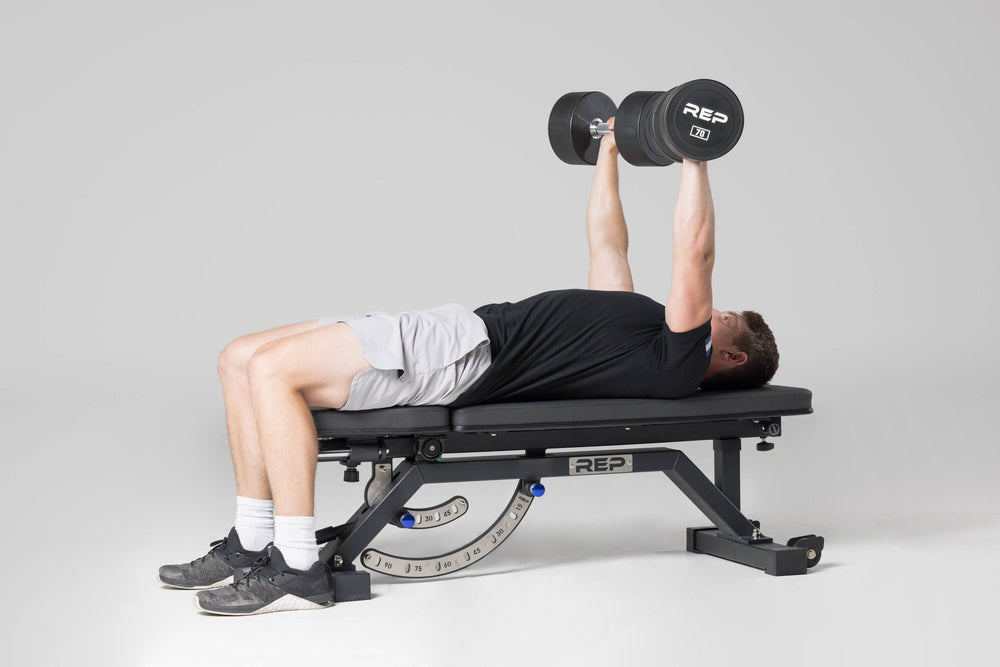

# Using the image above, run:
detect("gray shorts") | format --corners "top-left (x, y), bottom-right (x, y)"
top-left (318, 303), bottom-right (492, 411)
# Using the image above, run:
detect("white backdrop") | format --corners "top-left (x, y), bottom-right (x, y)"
top-left (1, 1), bottom-right (997, 665)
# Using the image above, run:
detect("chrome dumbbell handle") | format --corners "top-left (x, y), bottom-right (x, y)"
top-left (589, 119), bottom-right (612, 139)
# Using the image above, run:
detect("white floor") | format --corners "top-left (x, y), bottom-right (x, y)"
top-left (3, 371), bottom-right (998, 666)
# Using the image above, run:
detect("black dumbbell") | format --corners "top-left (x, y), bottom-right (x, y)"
top-left (548, 79), bottom-right (744, 166)
top-left (547, 91), bottom-right (618, 166)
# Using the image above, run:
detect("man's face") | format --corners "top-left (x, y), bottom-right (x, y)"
top-left (710, 309), bottom-right (745, 351)
top-left (706, 309), bottom-right (749, 376)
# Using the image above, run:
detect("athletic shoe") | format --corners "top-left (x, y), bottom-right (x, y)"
top-left (158, 527), bottom-right (266, 590)
top-left (193, 545), bottom-right (334, 616)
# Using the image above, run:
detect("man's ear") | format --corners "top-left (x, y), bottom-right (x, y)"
top-left (726, 350), bottom-right (748, 367)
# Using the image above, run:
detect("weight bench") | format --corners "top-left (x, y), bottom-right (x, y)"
top-left (311, 384), bottom-right (823, 602)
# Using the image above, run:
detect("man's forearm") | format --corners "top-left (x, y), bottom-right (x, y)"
top-left (672, 160), bottom-right (715, 265)
top-left (586, 144), bottom-right (629, 254)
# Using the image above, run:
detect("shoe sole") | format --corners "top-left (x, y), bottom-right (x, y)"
top-left (192, 593), bottom-right (334, 616)
top-left (158, 573), bottom-right (232, 590)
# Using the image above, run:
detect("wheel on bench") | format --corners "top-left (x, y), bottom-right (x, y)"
top-left (787, 534), bottom-right (824, 568)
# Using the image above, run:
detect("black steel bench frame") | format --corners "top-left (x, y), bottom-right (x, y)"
top-left (310, 385), bottom-right (822, 602)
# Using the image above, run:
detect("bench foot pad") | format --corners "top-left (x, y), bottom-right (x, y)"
top-left (330, 568), bottom-right (372, 602)
top-left (687, 527), bottom-right (823, 576)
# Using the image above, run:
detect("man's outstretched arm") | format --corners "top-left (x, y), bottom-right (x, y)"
top-left (586, 119), bottom-right (634, 292)
top-left (665, 160), bottom-right (715, 331)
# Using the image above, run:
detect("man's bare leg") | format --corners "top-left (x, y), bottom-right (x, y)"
top-left (217, 321), bottom-right (319, 500)
top-left (161, 321), bottom-right (369, 598)
top-left (246, 323), bottom-right (371, 517)
top-left (193, 323), bottom-right (361, 614)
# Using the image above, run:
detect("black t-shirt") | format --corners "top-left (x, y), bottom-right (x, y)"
top-left (451, 289), bottom-right (712, 406)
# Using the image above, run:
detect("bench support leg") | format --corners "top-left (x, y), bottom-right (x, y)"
top-left (687, 438), bottom-right (811, 575)
top-left (320, 462), bottom-right (426, 602)
top-left (713, 438), bottom-right (741, 508)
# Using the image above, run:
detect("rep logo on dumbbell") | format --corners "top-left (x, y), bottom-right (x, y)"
top-left (683, 103), bottom-right (729, 124)
top-left (548, 79), bottom-right (744, 166)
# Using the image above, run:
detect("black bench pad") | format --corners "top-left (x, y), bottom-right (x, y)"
top-left (312, 385), bottom-right (812, 438)
top-left (313, 406), bottom-right (450, 438)
top-left (452, 385), bottom-right (811, 432)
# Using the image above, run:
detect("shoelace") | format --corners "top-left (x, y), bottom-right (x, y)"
top-left (232, 554), bottom-right (273, 592)
top-left (188, 537), bottom-right (227, 566)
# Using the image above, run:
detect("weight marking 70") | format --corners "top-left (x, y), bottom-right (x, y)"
top-left (690, 125), bottom-right (710, 141)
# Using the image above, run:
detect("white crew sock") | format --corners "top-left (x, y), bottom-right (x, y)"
top-left (274, 515), bottom-right (320, 571)
top-left (234, 495), bottom-right (274, 551)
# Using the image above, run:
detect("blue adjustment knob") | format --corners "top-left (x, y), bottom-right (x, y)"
top-left (530, 483), bottom-right (546, 497)
top-left (400, 512), bottom-right (416, 528)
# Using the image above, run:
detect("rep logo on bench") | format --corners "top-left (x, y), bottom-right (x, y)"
top-left (569, 455), bottom-right (634, 475)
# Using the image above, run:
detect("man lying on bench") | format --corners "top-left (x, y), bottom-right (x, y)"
top-left (158, 119), bottom-right (779, 615)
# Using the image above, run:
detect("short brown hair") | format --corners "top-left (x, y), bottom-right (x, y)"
top-left (700, 310), bottom-right (779, 390)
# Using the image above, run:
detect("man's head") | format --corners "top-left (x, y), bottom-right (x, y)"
top-left (701, 309), bottom-right (779, 390)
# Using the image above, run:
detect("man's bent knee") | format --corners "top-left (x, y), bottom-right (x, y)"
top-left (218, 322), bottom-right (321, 380)
top-left (218, 337), bottom-right (256, 379)
top-left (246, 342), bottom-right (289, 388)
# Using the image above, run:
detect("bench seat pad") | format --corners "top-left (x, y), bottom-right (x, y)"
top-left (313, 385), bottom-right (812, 438)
